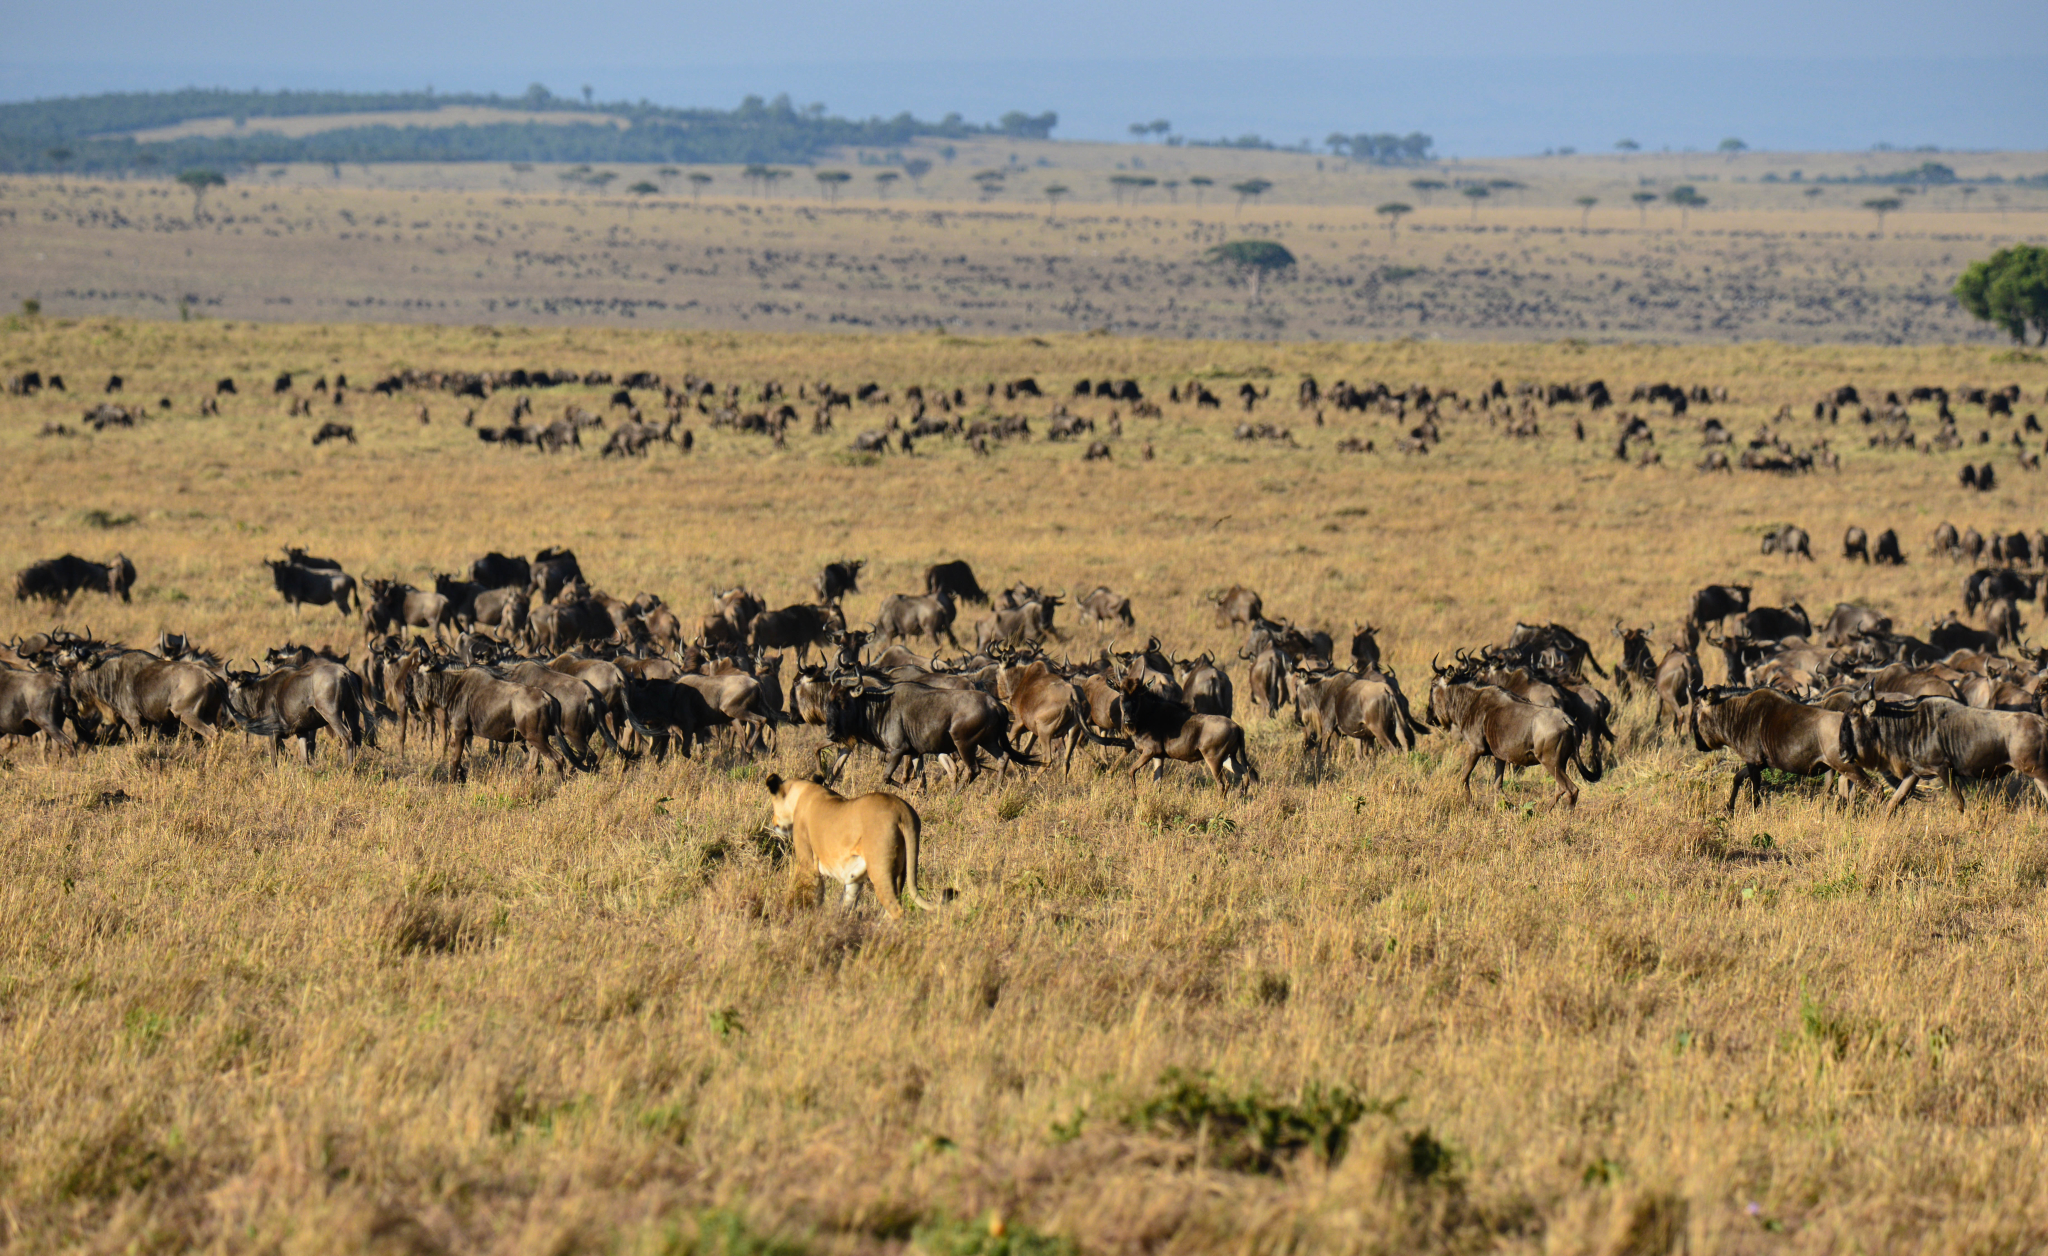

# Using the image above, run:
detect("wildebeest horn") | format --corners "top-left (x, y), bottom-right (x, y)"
top-left (1431, 653), bottom-right (1444, 675)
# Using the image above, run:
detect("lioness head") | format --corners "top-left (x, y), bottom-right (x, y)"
top-left (763, 773), bottom-right (795, 837)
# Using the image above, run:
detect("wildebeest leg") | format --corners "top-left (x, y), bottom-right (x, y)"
top-left (299, 732), bottom-right (317, 764)
top-left (446, 722), bottom-right (471, 782)
top-left (1458, 746), bottom-right (1484, 797)
top-left (1882, 774), bottom-right (1920, 817)
top-left (1204, 749), bottom-right (1229, 792)
top-left (1549, 753), bottom-right (1577, 809)
top-left (1945, 769), bottom-right (1967, 814)
top-left (1724, 766), bottom-right (1749, 813)
top-left (882, 749), bottom-right (908, 786)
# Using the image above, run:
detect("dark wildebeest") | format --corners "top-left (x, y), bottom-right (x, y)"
top-left (66, 647), bottom-right (226, 742)
top-left (823, 681), bottom-right (1031, 787)
top-left (1173, 653), bottom-right (1235, 718)
top-left (14, 554), bottom-right (137, 606)
top-left (1506, 622), bottom-right (1609, 680)
top-left (1874, 529), bottom-right (1905, 566)
top-left (434, 574), bottom-right (488, 628)
top-left (1931, 613), bottom-right (2001, 655)
top-left (1688, 584), bottom-right (1752, 637)
top-left (311, 422), bottom-right (355, 446)
top-left (1932, 521), bottom-right (1961, 560)
top-left (363, 579), bottom-right (452, 641)
top-left (814, 559), bottom-right (864, 605)
top-left (1426, 676), bottom-right (1595, 810)
top-left (1963, 568), bottom-right (2036, 616)
top-left (530, 547), bottom-right (584, 601)
top-left (266, 559), bottom-right (355, 617)
top-left (1655, 646), bottom-right (1703, 732)
top-left (1819, 603), bottom-right (1891, 647)
top-left (1076, 586), bottom-right (1136, 631)
top-left (471, 552), bottom-right (531, 590)
top-left (1761, 525), bottom-right (1813, 560)
top-left (1209, 585), bottom-right (1264, 631)
top-left (1611, 624), bottom-right (1658, 702)
top-left (923, 560), bottom-right (989, 606)
top-left (1843, 526), bottom-right (1870, 562)
top-left (1689, 686), bottom-right (1871, 812)
top-left (500, 660), bottom-right (636, 768)
top-left (411, 662), bottom-right (574, 779)
top-left (1349, 625), bottom-right (1382, 674)
top-left (224, 660), bottom-right (373, 763)
top-left (750, 603), bottom-right (844, 664)
top-left (1115, 678), bottom-right (1256, 794)
top-left (283, 547), bottom-right (343, 573)
top-left (471, 586), bottom-right (531, 645)
top-left (1742, 603), bottom-right (1811, 643)
top-left (1850, 696), bottom-right (2048, 816)
top-left (0, 668), bottom-right (78, 752)
top-left (874, 589), bottom-right (960, 650)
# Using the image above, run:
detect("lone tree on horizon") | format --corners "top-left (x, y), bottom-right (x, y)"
top-left (874, 170), bottom-right (900, 198)
top-left (1375, 201), bottom-right (1411, 244)
top-left (1630, 189), bottom-right (1658, 226)
top-left (1207, 239), bottom-right (1296, 304)
top-left (1189, 175), bottom-right (1214, 204)
top-left (1231, 178), bottom-right (1272, 213)
top-left (1409, 177), bottom-right (1446, 205)
top-left (1462, 184), bottom-right (1489, 221)
top-left (1863, 196), bottom-right (1902, 237)
top-left (1575, 195), bottom-right (1598, 231)
top-left (815, 169), bottom-right (851, 202)
top-left (177, 168), bottom-right (225, 217)
top-left (688, 171), bottom-right (713, 200)
top-left (1044, 183), bottom-right (1069, 216)
top-left (902, 158), bottom-right (933, 192)
top-left (1667, 184), bottom-right (1706, 229)
top-left (1954, 245), bottom-right (2048, 345)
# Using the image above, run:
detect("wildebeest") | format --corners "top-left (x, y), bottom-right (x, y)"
top-left (1655, 646), bottom-right (1703, 732)
top-left (471, 586), bottom-right (531, 645)
top-left (411, 662), bottom-right (574, 780)
top-left (994, 658), bottom-right (1128, 774)
top-left (224, 660), bottom-right (373, 762)
top-left (266, 559), bottom-right (355, 617)
top-left (814, 559), bottom-right (864, 605)
top-left (1114, 679), bottom-right (1256, 794)
top-left (1209, 585), bottom-right (1264, 631)
top-left (530, 547), bottom-right (584, 600)
top-left (1843, 526), bottom-right (1870, 562)
top-left (763, 774), bottom-right (935, 917)
top-left (750, 602), bottom-right (844, 663)
top-left (1819, 603), bottom-right (1891, 646)
top-left (923, 560), bottom-right (988, 606)
top-left (363, 579), bottom-right (453, 641)
top-left (1850, 696), bottom-right (2048, 816)
top-left (66, 647), bottom-right (226, 742)
top-left (1932, 521), bottom-right (1961, 559)
top-left (470, 552), bottom-right (531, 589)
top-left (1986, 598), bottom-right (2026, 648)
top-left (311, 422), bottom-right (355, 446)
top-left (500, 660), bottom-right (636, 767)
top-left (1688, 584), bottom-right (1752, 633)
top-left (822, 680), bottom-right (1030, 787)
top-left (874, 588), bottom-right (961, 650)
top-left (975, 592), bottom-right (1063, 652)
top-left (1761, 525), bottom-right (1813, 559)
top-left (0, 667), bottom-right (78, 752)
top-left (1611, 624), bottom-right (1658, 702)
top-left (1963, 567), bottom-right (2036, 615)
top-left (1349, 625), bottom-right (1382, 674)
top-left (1076, 585), bottom-right (1135, 631)
top-left (1505, 622), bottom-right (1609, 680)
top-left (1173, 653), bottom-right (1234, 718)
top-left (1689, 686), bottom-right (1871, 812)
top-left (1874, 529), bottom-right (1905, 566)
top-left (1296, 668), bottom-right (1425, 775)
top-left (1426, 676), bottom-right (1594, 809)
top-left (1742, 603), bottom-right (1811, 643)
top-left (14, 554), bottom-right (137, 606)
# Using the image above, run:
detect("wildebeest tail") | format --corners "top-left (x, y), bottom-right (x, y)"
top-left (1072, 698), bottom-right (1134, 750)
top-left (1571, 727), bottom-right (1604, 783)
top-left (591, 705), bottom-right (639, 762)
top-left (341, 670), bottom-right (376, 748)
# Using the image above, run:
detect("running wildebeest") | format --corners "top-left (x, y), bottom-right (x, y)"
top-left (1689, 686), bottom-right (1871, 812)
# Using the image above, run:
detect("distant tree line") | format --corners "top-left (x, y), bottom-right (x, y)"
top-left (1323, 132), bottom-right (1435, 164)
top-left (0, 89), bottom-right (1058, 173)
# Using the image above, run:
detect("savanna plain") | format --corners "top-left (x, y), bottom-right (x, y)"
top-left (4, 318), bottom-right (2048, 1255)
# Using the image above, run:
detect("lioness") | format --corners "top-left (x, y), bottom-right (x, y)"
top-left (764, 774), bottom-right (935, 918)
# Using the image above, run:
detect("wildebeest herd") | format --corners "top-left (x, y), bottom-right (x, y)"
top-left (11, 525), bottom-right (2048, 830)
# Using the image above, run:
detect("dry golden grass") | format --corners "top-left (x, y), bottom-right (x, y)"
top-left (3, 319), bottom-right (2048, 1254)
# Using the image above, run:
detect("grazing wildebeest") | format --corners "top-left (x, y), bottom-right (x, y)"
top-left (1655, 646), bottom-right (1703, 732)
top-left (1688, 584), bottom-right (1752, 634)
top-left (412, 662), bottom-right (575, 780)
top-left (530, 547), bottom-right (584, 601)
top-left (814, 559), bottom-right (864, 605)
top-left (1850, 695), bottom-right (2048, 816)
top-left (1114, 678), bottom-right (1256, 794)
top-left (0, 668), bottom-right (78, 752)
top-left (874, 588), bottom-right (960, 650)
top-left (14, 554), bottom-right (136, 606)
top-left (1689, 686), bottom-right (1871, 812)
top-left (763, 774), bottom-right (935, 918)
top-left (1208, 585), bottom-right (1264, 631)
top-left (66, 647), bottom-right (226, 743)
top-left (266, 559), bottom-right (355, 617)
top-left (750, 602), bottom-right (844, 663)
top-left (1843, 526), bottom-right (1870, 562)
top-left (823, 680), bottom-right (1030, 787)
top-left (224, 660), bottom-right (373, 762)
top-left (1874, 529), bottom-right (1905, 566)
top-left (1426, 676), bottom-right (1594, 810)
top-left (923, 560), bottom-right (988, 606)
top-left (470, 552), bottom-right (531, 590)
top-left (1761, 525), bottom-right (1813, 560)
top-left (311, 422), bottom-right (356, 446)
top-left (1076, 585), bottom-right (1135, 631)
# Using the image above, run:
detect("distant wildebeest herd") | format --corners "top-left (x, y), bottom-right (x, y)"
top-left (11, 519), bottom-right (2048, 827)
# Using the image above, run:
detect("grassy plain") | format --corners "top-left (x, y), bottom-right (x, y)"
top-left (4, 318), bottom-right (2048, 1254)
top-left (3, 143), bottom-right (2046, 341)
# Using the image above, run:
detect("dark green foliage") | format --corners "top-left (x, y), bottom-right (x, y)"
top-left (1119, 1068), bottom-right (1399, 1174)
top-left (1955, 245), bottom-right (2048, 345)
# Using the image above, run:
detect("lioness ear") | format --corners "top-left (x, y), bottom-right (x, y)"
top-left (763, 773), bottom-right (783, 795)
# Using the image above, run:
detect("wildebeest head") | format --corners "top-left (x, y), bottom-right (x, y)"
top-left (106, 554), bottom-right (136, 603)
top-left (1350, 624), bottom-right (1381, 671)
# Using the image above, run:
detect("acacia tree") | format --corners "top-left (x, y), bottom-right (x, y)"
top-left (1863, 196), bottom-right (1902, 236)
top-left (1207, 239), bottom-right (1295, 304)
top-left (177, 168), bottom-right (225, 217)
top-left (1230, 178), bottom-right (1272, 214)
top-left (1575, 195), bottom-right (1598, 231)
top-left (688, 172), bottom-right (713, 200)
top-left (815, 169), bottom-right (851, 202)
top-left (1954, 245), bottom-right (2048, 345)
top-left (1044, 183), bottom-right (1069, 216)
top-left (1462, 184), bottom-right (1489, 221)
top-left (1667, 184), bottom-right (1706, 229)
top-left (1375, 201), bottom-right (1411, 244)
top-left (1409, 177), bottom-right (1445, 206)
top-left (1189, 175), bottom-right (1214, 204)
top-left (1630, 190), bottom-right (1657, 226)
top-left (874, 170), bottom-right (900, 198)
top-left (902, 158), bottom-right (933, 192)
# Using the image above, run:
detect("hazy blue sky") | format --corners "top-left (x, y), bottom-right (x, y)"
top-left (6, 0), bottom-right (2045, 153)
